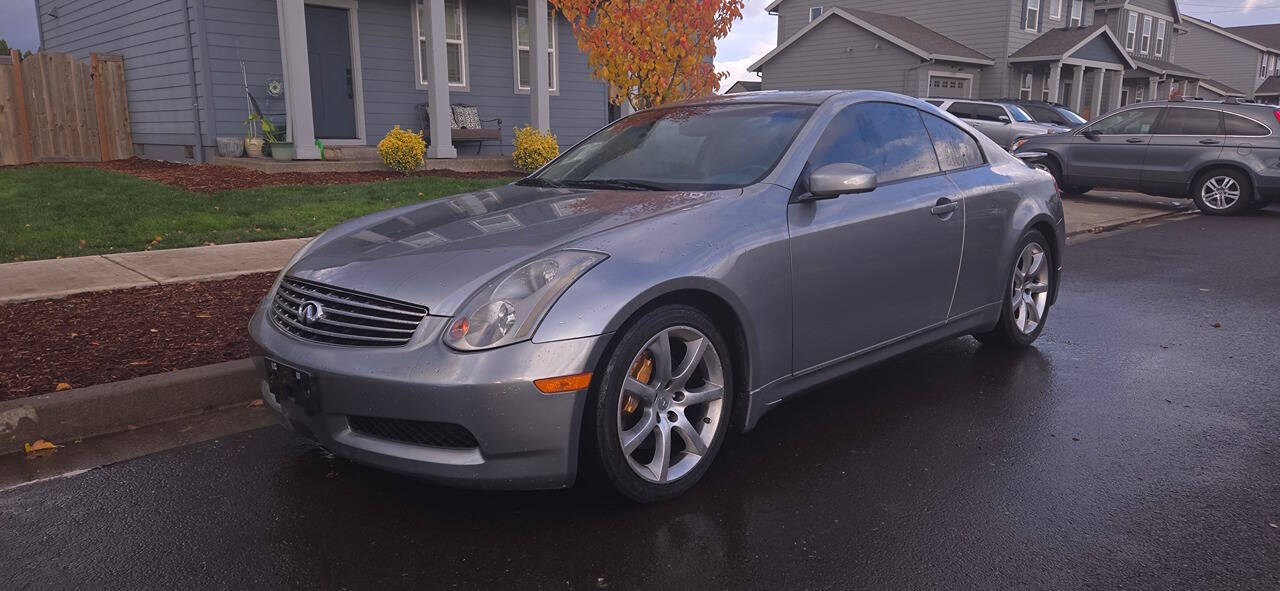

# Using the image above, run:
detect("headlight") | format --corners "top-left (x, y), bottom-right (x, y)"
top-left (445, 250), bottom-right (607, 351)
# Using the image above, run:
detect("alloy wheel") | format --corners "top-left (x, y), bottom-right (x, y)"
top-left (1010, 242), bottom-right (1050, 335)
top-left (616, 326), bottom-right (725, 484)
top-left (1200, 176), bottom-right (1241, 210)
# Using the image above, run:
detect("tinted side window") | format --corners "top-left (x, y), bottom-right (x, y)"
top-left (1223, 113), bottom-right (1270, 136)
top-left (922, 113), bottom-right (985, 171)
top-left (1154, 108), bottom-right (1222, 135)
top-left (972, 104), bottom-right (1008, 122)
top-left (1087, 108), bottom-right (1162, 134)
top-left (1024, 105), bottom-right (1065, 125)
top-left (810, 103), bottom-right (942, 183)
top-left (947, 102), bottom-right (977, 118)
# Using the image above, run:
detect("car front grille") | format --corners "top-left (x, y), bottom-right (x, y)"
top-left (270, 278), bottom-right (427, 347)
top-left (347, 416), bottom-right (480, 449)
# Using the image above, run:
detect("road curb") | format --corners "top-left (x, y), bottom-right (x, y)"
top-left (0, 358), bottom-right (261, 455)
top-left (1066, 209), bottom-right (1193, 238)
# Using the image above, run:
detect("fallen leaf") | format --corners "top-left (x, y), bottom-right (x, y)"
top-left (127, 360), bottom-right (152, 366)
top-left (54, 382), bottom-right (72, 392)
top-left (24, 439), bottom-right (57, 453)
top-left (78, 239), bottom-right (87, 248)
top-left (1211, 322), bottom-right (1222, 328)
top-left (124, 424), bottom-right (138, 431)
top-left (195, 313), bottom-right (211, 318)
top-left (149, 328), bottom-right (159, 333)
top-left (248, 399), bottom-right (265, 408)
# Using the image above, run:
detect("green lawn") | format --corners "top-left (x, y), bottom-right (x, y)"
top-left (0, 166), bottom-right (515, 261)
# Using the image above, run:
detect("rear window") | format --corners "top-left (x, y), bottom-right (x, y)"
top-left (1024, 105), bottom-right (1066, 125)
top-left (1223, 113), bottom-right (1271, 136)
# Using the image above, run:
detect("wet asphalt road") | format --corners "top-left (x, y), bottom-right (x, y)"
top-left (4, 213), bottom-right (1279, 590)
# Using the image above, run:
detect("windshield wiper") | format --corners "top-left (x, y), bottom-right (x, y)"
top-left (561, 178), bottom-right (675, 191)
top-left (515, 177), bottom-right (565, 188)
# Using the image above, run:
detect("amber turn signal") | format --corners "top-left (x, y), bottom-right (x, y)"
top-left (534, 372), bottom-right (593, 394)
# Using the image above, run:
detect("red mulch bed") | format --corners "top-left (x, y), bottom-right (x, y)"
top-left (69, 157), bottom-right (519, 193)
top-left (1, 273), bottom-right (276, 401)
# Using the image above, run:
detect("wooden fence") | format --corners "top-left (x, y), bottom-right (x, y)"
top-left (0, 51), bottom-right (132, 166)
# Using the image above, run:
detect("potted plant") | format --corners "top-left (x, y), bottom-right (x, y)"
top-left (261, 118), bottom-right (293, 161)
top-left (244, 112), bottom-right (266, 158)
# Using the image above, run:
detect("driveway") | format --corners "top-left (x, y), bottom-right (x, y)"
top-left (2, 211), bottom-right (1277, 590)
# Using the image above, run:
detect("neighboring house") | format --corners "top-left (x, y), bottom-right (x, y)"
top-left (1178, 16), bottom-right (1280, 103)
top-left (32, 0), bottom-right (608, 161)
top-left (724, 80), bottom-right (762, 94)
top-left (750, 0), bottom-right (1209, 119)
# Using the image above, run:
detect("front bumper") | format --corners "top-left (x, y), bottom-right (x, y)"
top-left (248, 304), bottom-right (609, 490)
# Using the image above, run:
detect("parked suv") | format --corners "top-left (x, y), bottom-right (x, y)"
top-left (1014, 99), bottom-right (1280, 215)
top-left (989, 99), bottom-right (1087, 130)
top-left (926, 99), bottom-right (1070, 149)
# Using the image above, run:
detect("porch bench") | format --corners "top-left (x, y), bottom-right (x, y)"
top-left (419, 103), bottom-right (503, 154)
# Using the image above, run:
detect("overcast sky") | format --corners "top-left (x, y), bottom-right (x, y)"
top-left (2, 1), bottom-right (1279, 87)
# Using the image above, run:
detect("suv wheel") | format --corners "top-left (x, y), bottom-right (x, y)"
top-left (1035, 158), bottom-right (1090, 195)
top-left (1192, 168), bottom-right (1252, 216)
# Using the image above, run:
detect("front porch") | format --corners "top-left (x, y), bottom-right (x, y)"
top-left (1008, 25), bottom-right (1136, 119)
top-left (1123, 56), bottom-right (1204, 106)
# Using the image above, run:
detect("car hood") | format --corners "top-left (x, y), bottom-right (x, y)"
top-left (287, 182), bottom-right (732, 315)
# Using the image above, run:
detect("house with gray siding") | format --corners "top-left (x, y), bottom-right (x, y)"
top-left (33, 0), bottom-right (608, 161)
top-left (1178, 15), bottom-right (1280, 103)
top-left (750, 0), bottom-right (1212, 119)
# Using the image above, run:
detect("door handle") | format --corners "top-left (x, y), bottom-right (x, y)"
top-left (931, 198), bottom-right (959, 217)
top-left (1199, 138), bottom-right (1221, 145)
top-left (1125, 137), bottom-right (1146, 144)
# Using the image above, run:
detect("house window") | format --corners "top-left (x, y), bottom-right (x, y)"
top-left (515, 4), bottom-right (557, 91)
top-left (1125, 12), bottom-right (1137, 51)
top-left (1141, 16), bottom-right (1152, 54)
top-left (415, 0), bottom-right (466, 87)
top-left (809, 6), bottom-right (823, 22)
top-left (1020, 71), bottom-right (1033, 100)
top-left (1135, 86), bottom-right (1144, 103)
top-left (1155, 20), bottom-right (1166, 57)
top-left (1043, 84), bottom-right (1050, 101)
top-left (1050, 0), bottom-right (1061, 19)
top-left (1121, 89), bottom-right (1129, 105)
top-left (1069, 0), bottom-right (1082, 26)
top-left (1024, 0), bottom-right (1040, 31)
top-left (1262, 53), bottom-right (1268, 78)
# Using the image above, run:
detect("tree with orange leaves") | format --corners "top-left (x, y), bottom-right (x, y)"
top-left (552, 0), bottom-right (745, 111)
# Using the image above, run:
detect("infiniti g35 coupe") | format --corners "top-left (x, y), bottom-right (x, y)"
top-left (249, 90), bottom-right (1066, 503)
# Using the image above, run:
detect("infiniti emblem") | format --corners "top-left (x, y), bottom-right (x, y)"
top-left (299, 300), bottom-right (325, 325)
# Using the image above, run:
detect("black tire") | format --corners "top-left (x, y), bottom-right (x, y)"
top-left (1036, 158), bottom-right (1090, 195)
top-left (974, 230), bottom-right (1054, 348)
top-left (584, 305), bottom-right (733, 503)
top-left (1191, 168), bottom-right (1253, 216)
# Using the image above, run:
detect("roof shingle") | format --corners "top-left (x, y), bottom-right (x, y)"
top-left (839, 8), bottom-right (991, 62)
top-left (1224, 24), bottom-right (1280, 50)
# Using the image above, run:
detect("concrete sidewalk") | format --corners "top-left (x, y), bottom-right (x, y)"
top-left (0, 238), bottom-right (309, 303)
top-left (0, 190), bottom-right (1191, 304)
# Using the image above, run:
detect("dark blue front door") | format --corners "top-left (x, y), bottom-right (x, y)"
top-left (305, 5), bottom-right (357, 139)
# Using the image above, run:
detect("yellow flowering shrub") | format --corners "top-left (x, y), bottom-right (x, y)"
top-left (512, 125), bottom-right (560, 172)
top-left (378, 125), bottom-right (426, 174)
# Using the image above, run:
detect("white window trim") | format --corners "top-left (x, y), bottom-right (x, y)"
top-left (1135, 86), bottom-right (1144, 103)
top-left (1141, 16), bottom-right (1152, 54)
top-left (1024, 0), bottom-right (1041, 32)
top-left (1262, 53), bottom-right (1268, 78)
top-left (412, 0), bottom-right (469, 91)
top-left (1050, 0), bottom-right (1062, 19)
top-left (513, 3), bottom-right (559, 95)
top-left (1069, 0), bottom-right (1082, 26)
top-left (1155, 20), bottom-right (1166, 57)
top-left (1125, 12), bottom-right (1137, 51)
top-left (1020, 70), bottom-right (1033, 100)
top-left (809, 6), bottom-right (823, 22)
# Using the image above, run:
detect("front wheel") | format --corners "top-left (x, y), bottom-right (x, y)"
top-left (1192, 168), bottom-right (1252, 215)
top-left (974, 230), bottom-right (1054, 348)
top-left (586, 305), bottom-right (733, 503)
top-left (1033, 158), bottom-right (1090, 195)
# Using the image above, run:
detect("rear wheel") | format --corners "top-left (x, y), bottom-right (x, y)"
top-left (974, 230), bottom-right (1054, 348)
top-left (586, 305), bottom-right (732, 503)
top-left (1192, 168), bottom-right (1252, 216)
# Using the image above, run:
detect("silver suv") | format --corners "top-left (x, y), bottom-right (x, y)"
top-left (1014, 99), bottom-right (1280, 215)
top-left (927, 99), bottom-right (1070, 149)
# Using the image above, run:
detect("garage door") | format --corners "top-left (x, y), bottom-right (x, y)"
top-left (929, 75), bottom-right (970, 99)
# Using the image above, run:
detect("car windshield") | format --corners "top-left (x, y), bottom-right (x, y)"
top-left (1059, 108), bottom-right (1087, 125)
top-left (1008, 105), bottom-right (1035, 123)
top-left (528, 103), bottom-right (815, 191)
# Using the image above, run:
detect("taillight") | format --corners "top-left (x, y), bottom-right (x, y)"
top-left (1273, 109), bottom-right (1280, 126)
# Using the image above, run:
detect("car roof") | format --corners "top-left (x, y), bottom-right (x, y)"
top-left (927, 98), bottom-right (1007, 107)
top-left (1116, 98), bottom-right (1277, 116)
top-left (679, 90), bottom-right (845, 107)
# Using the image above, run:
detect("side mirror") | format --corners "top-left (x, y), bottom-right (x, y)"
top-left (1081, 129), bottom-right (1102, 140)
top-left (804, 163), bottom-right (878, 200)
top-left (998, 115), bottom-right (1011, 124)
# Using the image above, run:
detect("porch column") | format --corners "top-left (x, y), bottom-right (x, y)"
top-left (528, 0), bottom-right (551, 132)
top-left (1090, 67), bottom-right (1105, 119)
top-left (1187, 80), bottom-right (1200, 98)
top-left (276, 0), bottom-right (320, 159)
top-left (1047, 62), bottom-right (1062, 104)
top-left (1147, 76), bottom-right (1159, 102)
top-left (1109, 69), bottom-right (1123, 111)
top-left (423, 0), bottom-right (456, 159)
top-left (1070, 65), bottom-right (1085, 114)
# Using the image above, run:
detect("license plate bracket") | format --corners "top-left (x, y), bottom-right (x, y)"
top-left (265, 359), bottom-right (322, 416)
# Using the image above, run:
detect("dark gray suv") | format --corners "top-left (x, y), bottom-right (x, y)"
top-left (1014, 99), bottom-right (1280, 215)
